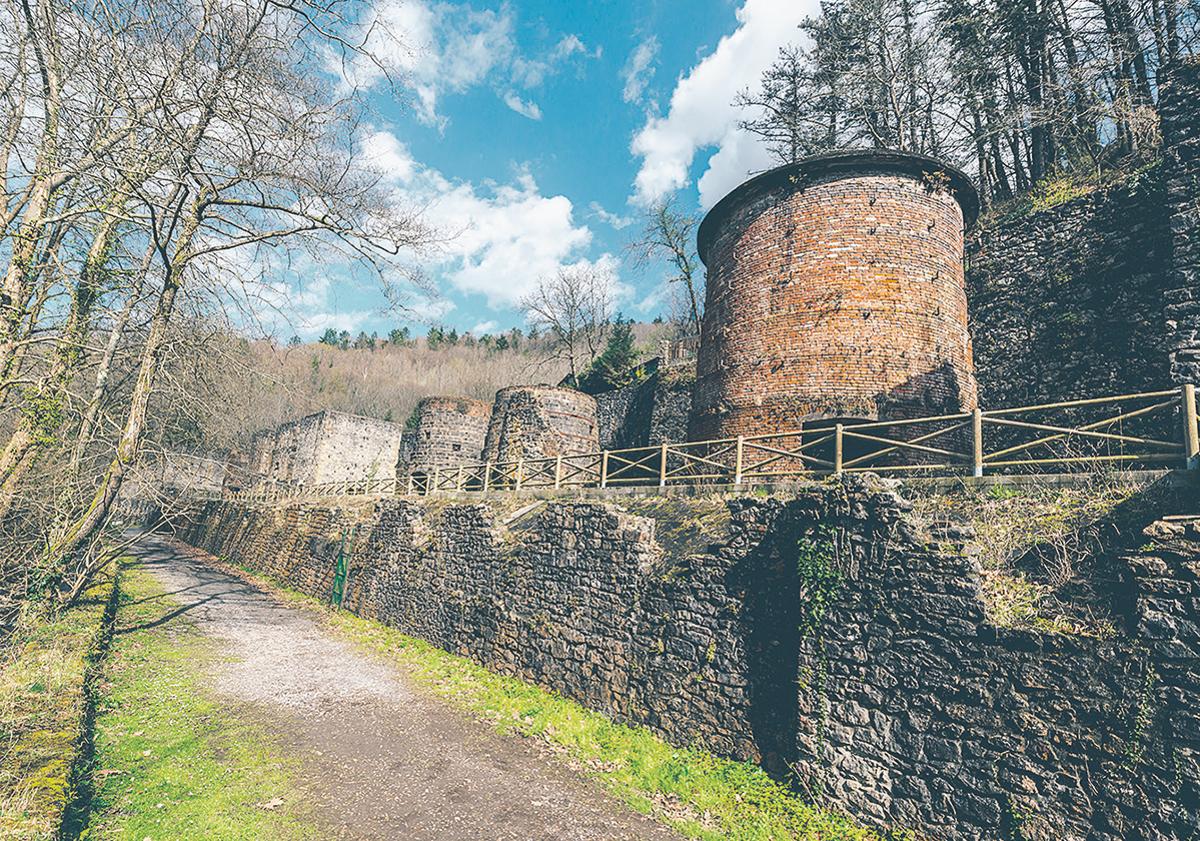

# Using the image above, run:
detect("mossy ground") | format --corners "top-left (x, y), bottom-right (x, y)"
top-left (80, 564), bottom-right (316, 840)
top-left (0, 573), bottom-right (114, 840)
top-left (233, 562), bottom-right (883, 841)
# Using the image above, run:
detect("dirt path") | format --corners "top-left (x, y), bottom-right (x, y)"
top-left (130, 535), bottom-right (681, 841)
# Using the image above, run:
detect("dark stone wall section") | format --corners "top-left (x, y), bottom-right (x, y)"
top-left (967, 55), bottom-right (1200, 405)
top-left (965, 168), bottom-right (1172, 407)
top-left (596, 364), bottom-right (693, 450)
top-left (182, 479), bottom-right (1199, 840)
top-left (1162, 58), bottom-right (1200, 386)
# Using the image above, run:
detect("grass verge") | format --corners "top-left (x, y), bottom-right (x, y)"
top-left (225, 559), bottom-right (883, 841)
top-left (80, 563), bottom-right (315, 840)
top-left (0, 568), bottom-right (116, 840)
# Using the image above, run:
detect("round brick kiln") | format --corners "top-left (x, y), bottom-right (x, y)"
top-left (690, 150), bottom-right (980, 441)
top-left (400, 396), bottom-right (492, 473)
top-left (482, 386), bottom-right (600, 464)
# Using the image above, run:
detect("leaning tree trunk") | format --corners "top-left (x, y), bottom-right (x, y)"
top-left (40, 202), bottom-right (200, 589)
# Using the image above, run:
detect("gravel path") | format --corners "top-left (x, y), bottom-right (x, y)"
top-left (131, 535), bottom-right (682, 841)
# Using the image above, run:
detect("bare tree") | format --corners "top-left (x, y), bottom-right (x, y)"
top-left (733, 0), bottom-right (1200, 209)
top-left (0, 0), bottom-right (435, 613)
top-left (520, 265), bottom-right (614, 385)
top-left (628, 198), bottom-right (704, 339)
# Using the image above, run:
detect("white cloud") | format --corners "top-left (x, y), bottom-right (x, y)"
top-left (551, 34), bottom-right (595, 61)
top-left (407, 295), bottom-right (456, 322)
top-left (360, 129), bottom-right (417, 182)
top-left (341, 1), bottom-right (598, 127)
top-left (629, 0), bottom-right (817, 208)
top-left (363, 130), bottom-right (609, 308)
top-left (589, 201), bottom-right (634, 230)
top-left (471, 319), bottom-right (498, 334)
top-left (339, 0), bottom-right (515, 128)
top-left (503, 92), bottom-right (543, 120)
top-left (621, 37), bottom-right (659, 105)
top-left (510, 33), bottom-right (600, 88)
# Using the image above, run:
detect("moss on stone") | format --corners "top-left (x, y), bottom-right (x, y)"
top-left (617, 496), bottom-right (732, 559)
top-left (0, 570), bottom-right (116, 839)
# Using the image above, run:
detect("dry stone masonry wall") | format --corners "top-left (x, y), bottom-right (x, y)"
top-left (595, 362), bottom-right (693, 450)
top-left (1161, 58), bottom-right (1200, 387)
top-left (967, 56), bottom-right (1200, 406)
top-left (180, 477), bottom-right (1199, 840)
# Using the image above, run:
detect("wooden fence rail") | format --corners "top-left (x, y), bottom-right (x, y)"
top-left (228, 384), bottom-right (1200, 503)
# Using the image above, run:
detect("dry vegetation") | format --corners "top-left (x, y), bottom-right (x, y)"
top-left (909, 472), bottom-right (1160, 637)
top-left (167, 322), bottom-right (673, 455)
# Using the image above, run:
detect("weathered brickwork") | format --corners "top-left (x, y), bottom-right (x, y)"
top-left (238, 410), bottom-right (405, 487)
top-left (481, 386), bottom-right (600, 463)
top-left (691, 152), bottom-right (980, 441)
top-left (1162, 58), bottom-right (1200, 387)
top-left (399, 396), bottom-right (492, 474)
top-left (181, 477), bottom-right (1199, 840)
top-left (596, 362), bottom-right (693, 450)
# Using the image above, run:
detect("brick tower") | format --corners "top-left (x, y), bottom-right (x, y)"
top-left (400, 396), bottom-right (492, 474)
top-left (690, 150), bottom-right (980, 441)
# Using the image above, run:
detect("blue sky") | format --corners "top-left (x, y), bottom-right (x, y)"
top-left (274, 0), bottom-right (819, 340)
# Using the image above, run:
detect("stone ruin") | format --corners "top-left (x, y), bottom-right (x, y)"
top-left (481, 385), bottom-right (600, 464)
top-left (399, 396), bottom-right (492, 476)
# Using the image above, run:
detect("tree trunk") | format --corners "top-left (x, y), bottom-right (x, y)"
top-left (0, 207), bottom-right (123, 521)
top-left (41, 199), bottom-right (200, 575)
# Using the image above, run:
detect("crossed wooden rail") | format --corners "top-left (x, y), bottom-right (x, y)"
top-left (230, 385), bottom-right (1200, 503)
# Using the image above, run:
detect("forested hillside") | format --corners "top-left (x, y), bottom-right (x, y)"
top-left (149, 321), bottom-right (673, 456)
top-left (740, 0), bottom-right (1198, 212)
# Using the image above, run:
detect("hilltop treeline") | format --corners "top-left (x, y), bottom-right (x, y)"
top-left (739, 0), bottom-right (1198, 210)
top-left (150, 320), bottom-right (671, 457)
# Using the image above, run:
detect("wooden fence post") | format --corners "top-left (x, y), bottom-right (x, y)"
top-left (834, 425), bottom-right (844, 477)
top-left (972, 408), bottom-right (984, 478)
top-left (455, 465), bottom-right (464, 492)
top-left (659, 443), bottom-right (669, 488)
top-left (432, 466), bottom-right (441, 494)
top-left (483, 461), bottom-right (492, 493)
top-left (406, 473), bottom-right (414, 496)
top-left (734, 436), bottom-right (744, 485)
top-left (1183, 383), bottom-right (1199, 470)
top-left (515, 458), bottom-right (524, 491)
top-left (600, 451), bottom-right (610, 488)
top-left (554, 455), bottom-right (563, 489)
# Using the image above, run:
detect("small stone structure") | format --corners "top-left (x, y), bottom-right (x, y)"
top-left (481, 386), bottom-right (599, 464)
top-left (245, 410), bottom-right (404, 487)
top-left (183, 475), bottom-right (1200, 841)
top-left (691, 150), bottom-right (980, 440)
top-left (400, 396), bottom-right (492, 474)
top-left (595, 360), bottom-right (693, 450)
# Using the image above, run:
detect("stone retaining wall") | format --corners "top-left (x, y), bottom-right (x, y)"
top-left (966, 56), bottom-right (1200, 406)
top-left (180, 480), bottom-right (1199, 840)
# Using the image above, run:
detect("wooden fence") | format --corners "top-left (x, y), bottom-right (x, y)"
top-left (229, 385), bottom-right (1199, 503)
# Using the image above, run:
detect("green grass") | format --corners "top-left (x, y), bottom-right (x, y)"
top-left (81, 565), bottom-right (316, 841)
top-left (236, 564), bottom-right (883, 841)
top-left (0, 573), bottom-right (115, 840)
